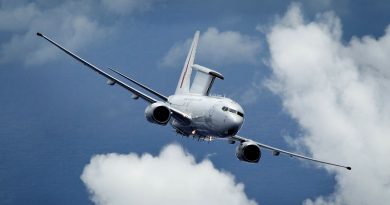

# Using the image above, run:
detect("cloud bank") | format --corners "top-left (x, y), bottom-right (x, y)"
top-left (81, 144), bottom-right (257, 205)
top-left (161, 27), bottom-right (261, 68)
top-left (266, 4), bottom-right (390, 205)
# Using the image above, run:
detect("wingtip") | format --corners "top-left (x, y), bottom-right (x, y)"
top-left (346, 167), bottom-right (352, 170)
top-left (36, 32), bottom-right (43, 37)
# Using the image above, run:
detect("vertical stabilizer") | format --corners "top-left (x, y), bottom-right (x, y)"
top-left (175, 31), bottom-right (200, 95)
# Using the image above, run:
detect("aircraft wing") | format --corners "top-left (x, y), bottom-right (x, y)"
top-left (231, 135), bottom-right (352, 170)
top-left (37, 33), bottom-right (157, 103)
top-left (36, 32), bottom-right (191, 124)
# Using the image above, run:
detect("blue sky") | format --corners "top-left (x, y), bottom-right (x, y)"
top-left (1, 1), bottom-right (390, 205)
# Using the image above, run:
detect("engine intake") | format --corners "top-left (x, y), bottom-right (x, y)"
top-left (145, 102), bottom-right (171, 125)
top-left (236, 142), bottom-right (261, 163)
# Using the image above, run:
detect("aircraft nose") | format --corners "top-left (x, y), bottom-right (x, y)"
top-left (227, 126), bottom-right (239, 136)
top-left (231, 114), bottom-right (243, 125)
top-left (226, 115), bottom-right (243, 136)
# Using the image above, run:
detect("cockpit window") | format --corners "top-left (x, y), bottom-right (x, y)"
top-left (222, 106), bottom-right (244, 118)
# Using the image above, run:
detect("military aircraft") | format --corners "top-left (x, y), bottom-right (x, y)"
top-left (37, 31), bottom-right (351, 170)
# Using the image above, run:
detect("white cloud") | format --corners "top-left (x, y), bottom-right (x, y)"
top-left (81, 144), bottom-right (257, 205)
top-left (0, 2), bottom-right (40, 31)
top-left (161, 27), bottom-right (261, 68)
top-left (0, 1), bottom-right (106, 65)
top-left (0, 0), bottom-right (155, 65)
top-left (233, 72), bottom-right (265, 105)
top-left (101, 0), bottom-right (154, 15)
top-left (266, 4), bottom-right (390, 205)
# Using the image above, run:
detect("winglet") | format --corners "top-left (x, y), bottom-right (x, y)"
top-left (175, 31), bottom-right (200, 95)
top-left (36, 32), bottom-right (43, 37)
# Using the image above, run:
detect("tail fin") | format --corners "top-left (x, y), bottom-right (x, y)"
top-left (175, 31), bottom-right (200, 95)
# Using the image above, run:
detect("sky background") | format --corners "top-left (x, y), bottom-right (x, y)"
top-left (1, 0), bottom-right (390, 205)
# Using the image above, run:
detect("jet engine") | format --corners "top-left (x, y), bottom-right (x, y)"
top-left (236, 142), bottom-right (261, 163)
top-left (144, 102), bottom-right (171, 125)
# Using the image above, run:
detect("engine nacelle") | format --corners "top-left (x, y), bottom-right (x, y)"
top-left (236, 142), bottom-right (261, 163)
top-left (144, 102), bottom-right (171, 125)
